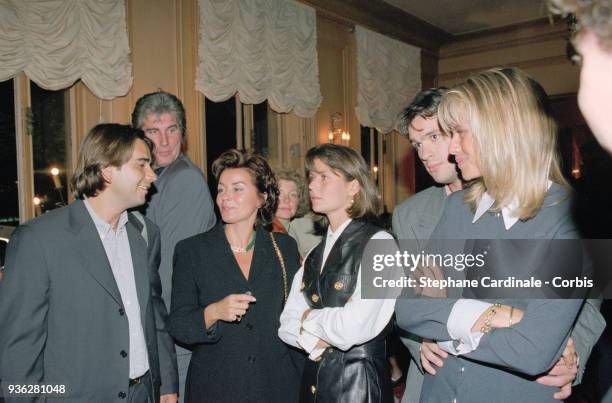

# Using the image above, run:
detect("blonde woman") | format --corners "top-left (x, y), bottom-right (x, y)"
top-left (279, 144), bottom-right (395, 402)
top-left (395, 68), bottom-right (604, 402)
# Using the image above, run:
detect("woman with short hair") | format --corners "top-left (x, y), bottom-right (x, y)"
top-left (169, 149), bottom-right (303, 403)
top-left (279, 143), bottom-right (396, 402)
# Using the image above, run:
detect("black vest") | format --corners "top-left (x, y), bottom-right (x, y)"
top-left (302, 220), bottom-right (379, 308)
top-left (299, 220), bottom-right (393, 403)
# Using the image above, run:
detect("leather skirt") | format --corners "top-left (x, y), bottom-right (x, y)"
top-left (299, 340), bottom-right (392, 403)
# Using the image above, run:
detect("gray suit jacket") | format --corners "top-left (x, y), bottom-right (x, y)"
top-left (392, 186), bottom-right (447, 244)
top-left (392, 186), bottom-right (446, 403)
top-left (394, 184), bottom-right (605, 403)
top-left (144, 154), bottom-right (216, 316)
top-left (0, 200), bottom-right (178, 402)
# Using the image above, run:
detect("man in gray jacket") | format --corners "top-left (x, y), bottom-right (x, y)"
top-left (132, 92), bottom-right (216, 402)
top-left (0, 124), bottom-right (178, 403)
top-left (393, 88), bottom-right (604, 402)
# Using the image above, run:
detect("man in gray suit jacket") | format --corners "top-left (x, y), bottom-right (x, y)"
top-left (0, 124), bottom-right (178, 403)
top-left (392, 88), bottom-right (463, 403)
top-left (132, 92), bottom-right (216, 402)
top-left (392, 89), bottom-right (605, 402)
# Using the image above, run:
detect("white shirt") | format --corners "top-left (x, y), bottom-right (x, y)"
top-left (441, 182), bottom-right (552, 355)
top-left (278, 219), bottom-right (396, 361)
top-left (84, 200), bottom-right (150, 378)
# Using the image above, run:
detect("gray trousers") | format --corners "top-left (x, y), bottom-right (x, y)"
top-left (177, 349), bottom-right (192, 403)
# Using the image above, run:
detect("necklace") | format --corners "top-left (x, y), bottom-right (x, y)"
top-left (230, 232), bottom-right (256, 253)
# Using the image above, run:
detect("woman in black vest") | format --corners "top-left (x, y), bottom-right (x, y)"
top-left (279, 144), bottom-right (396, 402)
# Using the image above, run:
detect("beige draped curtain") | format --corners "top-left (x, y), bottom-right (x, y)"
top-left (355, 26), bottom-right (421, 134)
top-left (0, 0), bottom-right (132, 99)
top-left (196, 0), bottom-right (321, 118)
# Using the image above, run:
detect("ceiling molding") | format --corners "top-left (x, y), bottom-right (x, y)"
top-left (298, 0), bottom-right (451, 52)
top-left (450, 17), bottom-right (561, 42)
top-left (438, 55), bottom-right (569, 83)
top-left (442, 31), bottom-right (565, 58)
top-left (441, 19), bottom-right (567, 58)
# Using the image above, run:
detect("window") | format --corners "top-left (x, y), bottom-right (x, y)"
top-left (205, 97), bottom-right (275, 186)
top-left (1, 76), bottom-right (73, 225)
top-left (361, 126), bottom-right (382, 186)
top-left (30, 83), bottom-right (70, 214)
top-left (205, 96), bottom-right (237, 186)
top-left (252, 101), bottom-right (269, 157)
top-left (361, 125), bottom-right (396, 224)
top-left (0, 80), bottom-right (18, 226)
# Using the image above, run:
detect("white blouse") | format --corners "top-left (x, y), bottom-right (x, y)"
top-left (278, 219), bottom-right (396, 360)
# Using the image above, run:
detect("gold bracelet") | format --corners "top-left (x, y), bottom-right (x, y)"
top-left (509, 306), bottom-right (514, 327)
top-left (481, 303), bottom-right (502, 333)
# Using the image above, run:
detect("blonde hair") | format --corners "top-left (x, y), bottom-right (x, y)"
top-left (438, 67), bottom-right (568, 220)
top-left (305, 144), bottom-right (381, 226)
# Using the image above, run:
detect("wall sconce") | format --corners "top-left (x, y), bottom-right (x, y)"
top-left (328, 112), bottom-right (350, 144)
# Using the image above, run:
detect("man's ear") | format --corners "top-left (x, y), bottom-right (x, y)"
top-left (101, 166), bottom-right (115, 184)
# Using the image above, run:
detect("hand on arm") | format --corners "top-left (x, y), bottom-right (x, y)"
top-left (472, 306), bottom-right (578, 399)
top-left (420, 339), bottom-right (448, 375)
top-left (537, 337), bottom-right (578, 400)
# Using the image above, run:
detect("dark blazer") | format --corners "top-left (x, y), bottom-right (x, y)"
top-left (0, 200), bottom-right (178, 403)
top-left (169, 223), bottom-right (304, 403)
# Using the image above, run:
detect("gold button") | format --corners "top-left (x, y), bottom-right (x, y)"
top-left (310, 385), bottom-right (316, 395)
top-left (334, 281), bottom-right (344, 290)
top-left (311, 294), bottom-right (319, 303)
top-left (300, 281), bottom-right (305, 290)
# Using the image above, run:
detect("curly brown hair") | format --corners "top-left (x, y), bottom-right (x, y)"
top-left (550, 0), bottom-right (612, 49)
top-left (211, 149), bottom-right (278, 228)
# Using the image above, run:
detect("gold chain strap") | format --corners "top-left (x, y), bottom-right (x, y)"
top-left (269, 232), bottom-right (288, 304)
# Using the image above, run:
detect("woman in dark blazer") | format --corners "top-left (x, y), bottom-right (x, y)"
top-left (169, 149), bottom-right (303, 403)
